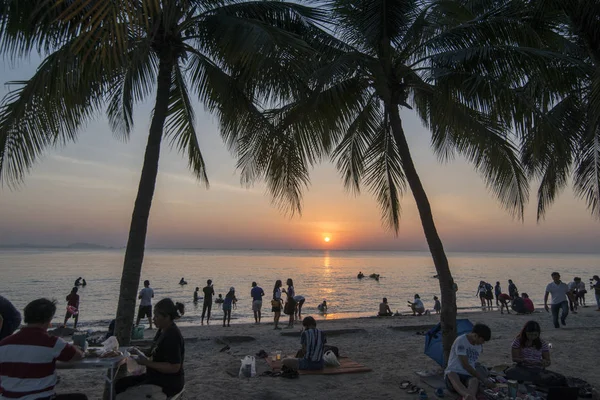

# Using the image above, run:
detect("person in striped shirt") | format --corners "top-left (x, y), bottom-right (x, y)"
top-left (282, 316), bottom-right (326, 371)
top-left (0, 298), bottom-right (86, 400)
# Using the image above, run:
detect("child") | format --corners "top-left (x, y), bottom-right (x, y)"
top-left (433, 296), bottom-right (441, 314)
top-left (223, 287), bottom-right (236, 327)
top-left (317, 300), bottom-right (328, 313)
top-left (445, 324), bottom-right (495, 400)
top-left (193, 287), bottom-right (200, 303)
top-left (215, 294), bottom-right (224, 309)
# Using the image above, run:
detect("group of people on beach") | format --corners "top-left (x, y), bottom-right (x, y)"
top-left (378, 294), bottom-right (441, 317)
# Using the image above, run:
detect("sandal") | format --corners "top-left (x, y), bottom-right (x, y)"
top-left (400, 380), bottom-right (412, 389)
top-left (407, 385), bottom-right (421, 394)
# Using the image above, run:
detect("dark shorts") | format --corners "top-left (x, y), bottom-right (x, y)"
top-left (298, 358), bottom-right (324, 371)
top-left (445, 372), bottom-right (474, 393)
top-left (138, 305), bottom-right (152, 318)
top-left (272, 306), bottom-right (282, 313)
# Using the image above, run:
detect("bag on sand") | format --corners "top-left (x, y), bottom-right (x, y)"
top-left (116, 385), bottom-right (166, 400)
top-left (239, 355), bottom-right (256, 378)
top-left (323, 350), bottom-right (340, 367)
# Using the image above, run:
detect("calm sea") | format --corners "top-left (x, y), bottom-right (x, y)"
top-left (0, 249), bottom-right (598, 329)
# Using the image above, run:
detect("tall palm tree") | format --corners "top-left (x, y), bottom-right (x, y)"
top-left (0, 0), bottom-right (325, 344)
top-left (222, 0), bottom-right (569, 357)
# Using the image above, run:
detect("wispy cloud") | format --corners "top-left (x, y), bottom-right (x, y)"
top-left (31, 173), bottom-right (128, 191)
top-left (160, 171), bottom-right (258, 194)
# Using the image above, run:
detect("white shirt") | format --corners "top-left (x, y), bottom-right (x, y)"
top-left (139, 287), bottom-right (154, 306)
top-left (568, 281), bottom-right (585, 292)
top-left (545, 281), bottom-right (569, 304)
top-left (445, 334), bottom-right (482, 377)
top-left (413, 299), bottom-right (424, 309)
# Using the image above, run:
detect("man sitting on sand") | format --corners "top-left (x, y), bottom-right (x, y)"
top-left (445, 323), bottom-right (495, 400)
top-left (0, 298), bottom-right (86, 400)
top-left (282, 316), bottom-right (326, 371)
top-left (408, 294), bottom-right (425, 316)
top-left (378, 298), bottom-right (393, 316)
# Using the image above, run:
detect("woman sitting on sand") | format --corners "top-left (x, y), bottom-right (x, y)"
top-left (282, 316), bottom-right (326, 371)
top-left (505, 321), bottom-right (566, 386)
top-left (116, 298), bottom-right (185, 398)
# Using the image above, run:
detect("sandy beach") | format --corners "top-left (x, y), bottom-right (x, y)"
top-left (55, 306), bottom-right (600, 399)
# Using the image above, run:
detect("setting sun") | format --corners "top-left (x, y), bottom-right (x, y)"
top-left (324, 236), bottom-right (331, 242)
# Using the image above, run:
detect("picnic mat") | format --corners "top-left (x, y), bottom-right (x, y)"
top-left (265, 356), bottom-right (372, 375)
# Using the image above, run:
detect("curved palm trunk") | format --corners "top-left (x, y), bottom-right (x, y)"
top-left (388, 105), bottom-right (457, 363)
top-left (114, 56), bottom-right (173, 346)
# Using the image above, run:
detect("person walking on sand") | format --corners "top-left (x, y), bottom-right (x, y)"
top-left (494, 281), bottom-right (502, 306)
top-left (272, 280), bottom-right (283, 330)
top-left (251, 282), bottom-right (265, 324)
top-left (201, 279), bottom-right (215, 325)
top-left (568, 277), bottom-right (585, 312)
top-left (136, 280), bottom-right (154, 330)
top-left (282, 278), bottom-right (296, 328)
top-left (544, 272), bottom-right (572, 328)
top-left (222, 287), bottom-right (236, 327)
top-left (63, 287), bottom-right (80, 329)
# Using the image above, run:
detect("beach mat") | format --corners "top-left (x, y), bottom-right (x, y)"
top-left (417, 372), bottom-right (459, 399)
top-left (265, 356), bottom-right (371, 375)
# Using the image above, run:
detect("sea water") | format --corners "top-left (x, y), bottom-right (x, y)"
top-left (0, 249), bottom-right (598, 329)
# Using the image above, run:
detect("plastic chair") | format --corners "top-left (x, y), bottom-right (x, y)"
top-left (167, 387), bottom-right (185, 400)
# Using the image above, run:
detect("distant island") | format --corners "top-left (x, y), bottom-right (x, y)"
top-left (0, 242), bottom-right (113, 249)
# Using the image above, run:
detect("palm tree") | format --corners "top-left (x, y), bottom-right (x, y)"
top-left (222, 0), bottom-right (571, 357)
top-left (0, 0), bottom-right (325, 344)
top-left (515, 0), bottom-right (600, 220)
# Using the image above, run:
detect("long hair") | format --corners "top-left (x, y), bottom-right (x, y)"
top-left (286, 278), bottom-right (294, 287)
top-left (154, 298), bottom-right (184, 321)
top-left (274, 279), bottom-right (282, 291)
top-left (518, 320), bottom-right (542, 350)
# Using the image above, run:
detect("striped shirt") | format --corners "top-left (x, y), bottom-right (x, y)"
top-left (301, 328), bottom-right (326, 362)
top-left (0, 327), bottom-right (76, 399)
top-left (511, 337), bottom-right (549, 365)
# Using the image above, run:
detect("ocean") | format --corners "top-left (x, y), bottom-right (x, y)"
top-left (0, 249), bottom-right (598, 329)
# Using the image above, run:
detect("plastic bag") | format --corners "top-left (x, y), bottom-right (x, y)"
top-left (239, 355), bottom-right (256, 378)
top-left (323, 350), bottom-right (340, 367)
top-left (126, 356), bottom-right (146, 376)
top-left (100, 336), bottom-right (120, 357)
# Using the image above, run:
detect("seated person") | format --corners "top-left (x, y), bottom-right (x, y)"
top-left (317, 300), bottom-right (328, 313)
top-left (445, 323), bottom-right (495, 400)
top-left (116, 299), bottom-right (185, 398)
top-left (0, 298), bottom-right (86, 400)
top-left (498, 293), bottom-right (512, 314)
top-left (505, 320), bottom-right (565, 386)
top-left (408, 294), bottom-right (425, 316)
top-left (0, 295), bottom-right (22, 341)
top-left (281, 316), bottom-right (326, 371)
top-left (511, 295), bottom-right (529, 314)
top-left (378, 297), bottom-right (393, 316)
top-left (521, 293), bottom-right (535, 313)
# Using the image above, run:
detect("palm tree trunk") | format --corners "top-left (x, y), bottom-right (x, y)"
top-left (388, 105), bottom-right (457, 363)
top-left (113, 55), bottom-right (173, 346)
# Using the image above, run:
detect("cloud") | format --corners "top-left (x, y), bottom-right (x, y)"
top-left (159, 171), bottom-right (259, 194)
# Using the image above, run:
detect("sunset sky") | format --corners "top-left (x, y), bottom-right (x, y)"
top-left (0, 59), bottom-right (598, 253)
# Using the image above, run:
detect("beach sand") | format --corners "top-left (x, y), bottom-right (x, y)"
top-left (56, 306), bottom-right (600, 399)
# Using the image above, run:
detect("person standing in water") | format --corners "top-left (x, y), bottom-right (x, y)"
top-left (201, 279), bottom-right (214, 325)
top-left (193, 287), bottom-right (200, 303)
top-left (494, 282), bottom-right (502, 306)
top-left (223, 287), bottom-right (236, 327)
top-left (63, 287), bottom-right (80, 329)
top-left (136, 280), bottom-right (154, 329)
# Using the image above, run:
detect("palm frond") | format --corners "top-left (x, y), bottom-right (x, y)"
top-left (0, 38), bottom-right (110, 186)
top-left (164, 62), bottom-right (209, 186)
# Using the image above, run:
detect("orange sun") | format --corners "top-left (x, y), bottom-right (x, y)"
top-left (324, 236), bottom-right (331, 243)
